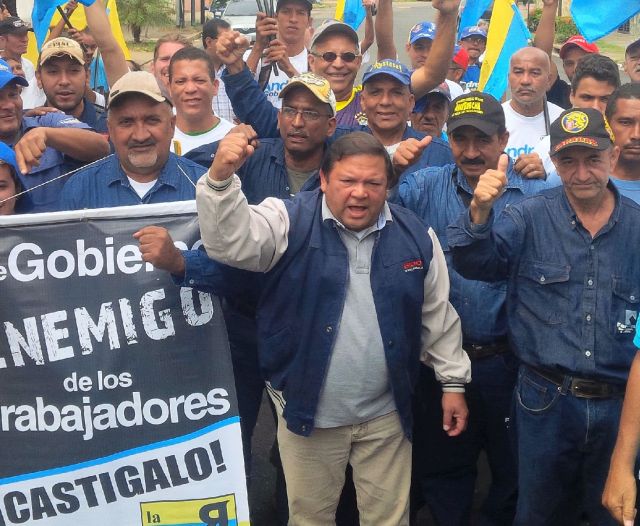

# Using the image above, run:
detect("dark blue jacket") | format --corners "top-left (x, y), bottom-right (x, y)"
top-left (257, 189), bottom-right (434, 439)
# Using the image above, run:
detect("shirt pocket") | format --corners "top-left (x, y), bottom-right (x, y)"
top-left (611, 278), bottom-right (640, 338)
top-left (516, 260), bottom-right (571, 325)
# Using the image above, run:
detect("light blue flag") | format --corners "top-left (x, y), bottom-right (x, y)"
top-left (32, 0), bottom-right (68, 48)
top-left (458, 0), bottom-right (493, 38)
top-left (570, 0), bottom-right (640, 42)
top-left (342, 0), bottom-right (366, 30)
top-left (479, 0), bottom-right (531, 100)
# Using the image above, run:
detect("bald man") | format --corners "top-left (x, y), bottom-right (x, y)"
top-left (502, 47), bottom-right (563, 178)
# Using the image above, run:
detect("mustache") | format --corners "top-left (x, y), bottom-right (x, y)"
top-left (287, 131), bottom-right (307, 138)
top-left (127, 140), bottom-right (156, 148)
top-left (460, 157), bottom-right (484, 165)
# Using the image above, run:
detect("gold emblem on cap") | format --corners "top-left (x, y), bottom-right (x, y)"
top-left (561, 111), bottom-right (589, 134)
top-left (604, 115), bottom-right (615, 142)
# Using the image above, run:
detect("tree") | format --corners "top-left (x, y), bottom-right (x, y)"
top-left (117, 0), bottom-right (174, 43)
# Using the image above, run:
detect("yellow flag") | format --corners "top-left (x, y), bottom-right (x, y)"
top-left (25, 0), bottom-right (131, 64)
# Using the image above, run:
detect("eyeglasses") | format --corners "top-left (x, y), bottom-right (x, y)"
top-left (281, 106), bottom-right (332, 121)
top-left (310, 51), bottom-right (359, 63)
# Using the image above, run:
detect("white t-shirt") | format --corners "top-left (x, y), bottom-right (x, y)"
top-left (446, 79), bottom-right (465, 99)
top-left (502, 100), bottom-right (563, 162)
top-left (249, 48), bottom-right (309, 109)
top-left (20, 57), bottom-right (46, 109)
top-left (170, 117), bottom-right (235, 156)
top-left (127, 178), bottom-right (156, 199)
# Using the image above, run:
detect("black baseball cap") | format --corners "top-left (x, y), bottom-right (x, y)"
top-left (447, 92), bottom-right (505, 136)
top-left (0, 17), bottom-right (31, 35)
top-left (550, 108), bottom-right (614, 156)
top-left (276, 0), bottom-right (313, 12)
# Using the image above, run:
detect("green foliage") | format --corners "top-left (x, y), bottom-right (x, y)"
top-left (555, 16), bottom-right (579, 44)
top-left (527, 7), bottom-right (542, 32)
top-left (526, 8), bottom-right (579, 45)
top-left (118, 0), bottom-right (175, 42)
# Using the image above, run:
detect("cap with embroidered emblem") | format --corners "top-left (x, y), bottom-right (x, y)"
top-left (408, 22), bottom-right (435, 44)
top-left (279, 72), bottom-right (337, 115)
top-left (310, 19), bottom-right (358, 48)
top-left (362, 59), bottom-right (412, 86)
top-left (0, 58), bottom-right (28, 89)
top-left (39, 37), bottom-right (85, 66)
top-left (550, 108), bottom-right (613, 156)
top-left (0, 17), bottom-right (31, 35)
top-left (447, 92), bottom-right (504, 136)
top-left (460, 25), bottom-right (487, 41)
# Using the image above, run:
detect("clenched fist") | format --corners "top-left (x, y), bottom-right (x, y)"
top-left (209, 131), bottom-right (256, 182)
top-left (469, 153), bottom-right (509, 225)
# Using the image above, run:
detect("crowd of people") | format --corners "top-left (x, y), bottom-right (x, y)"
top-left (3, 0), bottom-right (640, 523)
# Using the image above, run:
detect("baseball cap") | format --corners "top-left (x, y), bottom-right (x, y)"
top-left (408, 22), bottom-right (436, 44)
top-left (39, 37), bottom-right (85, 66)
top-left (0, 17), bottom-right (31, 36)
top-left (452, 45), bottom-right (469, 69)
top-left (460, 25), bottom-right (487, 41)
top-left (279, 72), bottom-right (337, 116)
top-left (0, 142), bottom-right (19, 175)
top-left (413, 83), bottom-right (451, 114)
top-left (626, 38), bottom-right (640, 55)
top-left (550, 108), bottom-right (614, 156)
top-left (310, 19), bottom-right (359, 48)
top-left (0, 59), bottom-right (28, 90)
top-left (447, 92), bottom-right (505, 136)
top-left (276, 0), bottom-right (312, 12)
top-left (362, 59), bottom-right (412, 86)
top-left (559, 35), bottom-right (599, 59)
top-left (107, 71), bottom-right (171, 108)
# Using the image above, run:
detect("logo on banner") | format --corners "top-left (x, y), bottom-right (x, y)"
top-left (141, 494), bottom-right (237, 525)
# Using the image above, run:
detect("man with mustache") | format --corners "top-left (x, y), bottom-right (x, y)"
top-left (399, 92), bottom-right (548, 525)
top-left (606, 83), bottom-right (640, 204)
top-left (502, 46), bottom-right (563, 178)
top-left (58, 71), bottom-right (205, 209)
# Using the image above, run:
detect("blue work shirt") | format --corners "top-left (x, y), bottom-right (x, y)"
top-left (78, 98), bottom-right (108, 134)
top-left (12, 113), bottom-right (91, 213)
top-left (186, 137), bottom-right (322, 202)
top-left (59, 153), bottom-right (207, 210)
top-left (447, 184), bottom-right (640, 384)
top-left (399, 161), bottom-right (548, 344)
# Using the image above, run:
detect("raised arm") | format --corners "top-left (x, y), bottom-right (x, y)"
top-left (533, 0), bottom-right (560, 86)
top-left (196, 132), bottom-right (290, 272)
top-left (360, 0), bottom-right (375, 56)
top-left (374, 0), bottom-right (395, 60)
top-left (83, 0), bottom-right (129, 86)
top-left (411, 0), bottom-right (460, 99)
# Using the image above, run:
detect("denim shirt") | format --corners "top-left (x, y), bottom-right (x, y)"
top-left (59, 153), bottom-right (207, 210)
top-left (447, 185), bottom-right (640, 383)
top-left (13, 114), bottom-right (91, 213)
top-left (399, 161), bottom-right (548, 344)
top-left (79, 98), bottom-right (108, 134)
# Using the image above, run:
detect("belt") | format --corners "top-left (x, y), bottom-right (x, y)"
top-left (463, 339), bottom-right (510, 360)
top-left (528, 366), bottom-right (626, 399)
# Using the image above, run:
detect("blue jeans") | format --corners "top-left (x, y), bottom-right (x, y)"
top-left (513, 366), bottom-right (623, 526)
top-left (412, 353), bottom-right (518, 526)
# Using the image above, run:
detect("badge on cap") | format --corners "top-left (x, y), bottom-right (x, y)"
top-left (561, 111), bottom-right (589, 134)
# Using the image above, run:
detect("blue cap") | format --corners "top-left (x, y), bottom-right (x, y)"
top-left (362, 60), bottom-right (412, 86)
top-left (413, 82), bottom-right (451, 113)
top-left (0, 142), bottom-right (19, 175)
top-left (0, 59), bottom-right (28, 90)
top-left (408, 21), bottom-right (436, 44)
top-left (460, 25), bottom-right (487, 40)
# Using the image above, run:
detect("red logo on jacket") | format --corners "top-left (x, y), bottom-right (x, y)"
top-left (403, 259), bottom-right (423, 272)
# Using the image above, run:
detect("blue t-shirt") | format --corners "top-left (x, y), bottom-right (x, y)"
top-left (462, 64), bottom-right (481, 91)
top-left (611, 177), bottom-right (640, 205)
top-left (635, 319), bottom-right (640, 348)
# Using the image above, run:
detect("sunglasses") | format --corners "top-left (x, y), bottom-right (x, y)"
top-left (310, 51), bottom-right (359, 63)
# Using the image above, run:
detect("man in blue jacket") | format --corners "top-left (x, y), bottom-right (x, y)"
top-left (399, 92), bottom-right (548, 525)
top-left (196, 130), bottom-right (471, 525)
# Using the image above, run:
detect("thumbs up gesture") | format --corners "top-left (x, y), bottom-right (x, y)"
top-left (392, 135), bottom-right (433, 185)
top-left (469, 153), bottom-right (509, 225)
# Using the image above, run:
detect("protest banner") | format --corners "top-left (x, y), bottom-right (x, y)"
top-left (0, 201), bottom-right (249, 526)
